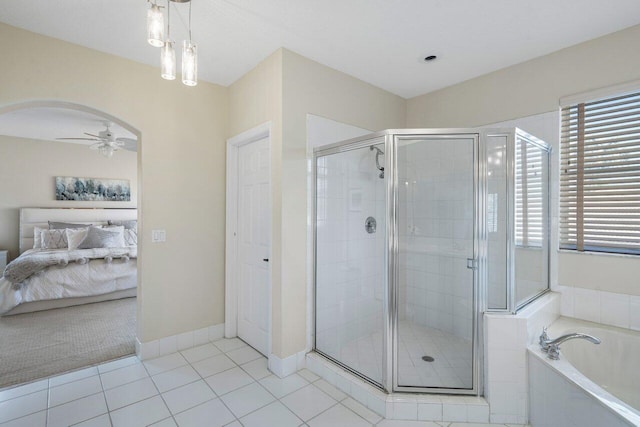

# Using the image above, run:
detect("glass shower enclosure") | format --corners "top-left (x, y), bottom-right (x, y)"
top-left (313, 128), bottom-right (551, 395)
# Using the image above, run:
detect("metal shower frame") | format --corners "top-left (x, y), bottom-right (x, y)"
top-left (311, 128), bottom-right (551, 395)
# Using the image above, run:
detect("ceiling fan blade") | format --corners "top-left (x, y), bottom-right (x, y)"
top-left (84, 132), bottom-right (101, 138)
top-left (56, 137), bottom-right (101, 141)
top-left (116, 137), bottom-right (138, 152)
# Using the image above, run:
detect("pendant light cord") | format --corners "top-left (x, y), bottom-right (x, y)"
top-left (167, 0), bottom-right (171, 39)
top-left (189, 0), bottom-right (192, 42)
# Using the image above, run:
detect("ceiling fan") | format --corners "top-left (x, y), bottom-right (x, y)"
top-left (56, 122), bottom-right (136, 158)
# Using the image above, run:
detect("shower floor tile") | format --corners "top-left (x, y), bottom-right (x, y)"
top-left (318, 320), bottom-right (472, 389)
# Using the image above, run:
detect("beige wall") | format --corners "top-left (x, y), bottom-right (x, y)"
top-left (278, 50), bottom-right (405, 357)
top-left (0, 23), bottom-right (229, 342)
top-left (0, 136), bottom-right (137, 260)
top-left (228, 49), bottom-right (284, 357)
top-left (407, 24), bottom-right (640, 296)
top-left (407, 24), bottom-right (640, 128)
top-left (229, 48), bottom-right (405, 358)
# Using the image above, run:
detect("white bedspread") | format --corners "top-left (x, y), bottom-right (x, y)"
top-left (0, 258), bottom-right (137, 315)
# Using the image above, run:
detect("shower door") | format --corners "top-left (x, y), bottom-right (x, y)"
top-left (314, 138), bottom-right (387, 387)
top-left (393, 134), bottom-right (478, 393)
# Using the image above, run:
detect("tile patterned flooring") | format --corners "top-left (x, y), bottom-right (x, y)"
top-left (0, 337), bottom-right (527, 427)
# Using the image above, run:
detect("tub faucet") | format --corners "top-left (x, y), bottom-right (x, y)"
top-left (539, 328), bottom-right (601, 360)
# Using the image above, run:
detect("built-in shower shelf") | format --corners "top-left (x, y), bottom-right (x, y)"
top-left (306, 352), bottom-right (490, 423)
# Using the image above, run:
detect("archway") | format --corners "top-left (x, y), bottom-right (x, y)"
top-left (0, 99), bottom-right (143, 386)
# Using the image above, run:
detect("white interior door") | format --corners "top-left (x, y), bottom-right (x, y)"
top-left (237, 137), bottom-right (270, 355)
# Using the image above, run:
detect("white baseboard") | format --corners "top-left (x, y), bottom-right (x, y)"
top-left (136, 322), bottom-right (225, 360)
top-left (268, 349), bottom-right (307, 378)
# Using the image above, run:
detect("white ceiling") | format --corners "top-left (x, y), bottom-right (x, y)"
top-left (1, 1), bottom-right (640, 98)
top-left (0, 107), bottom-right (137, 150)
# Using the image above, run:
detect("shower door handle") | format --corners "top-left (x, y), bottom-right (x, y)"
top-left (466, 258), bottom-right (478, 270)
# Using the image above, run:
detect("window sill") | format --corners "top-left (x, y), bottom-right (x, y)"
top-left (557, 249), bottom-right (640, 260)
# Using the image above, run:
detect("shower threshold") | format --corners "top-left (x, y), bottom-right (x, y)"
top-left (305, 352), bottom-right (490, 423)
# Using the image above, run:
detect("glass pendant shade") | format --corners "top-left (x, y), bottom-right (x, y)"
top-left (182, 41), bottom-right (198, 86)
top-left (99, 145), bottom-right (114, 158)
top-left (161, 40), bottom-right (176, 80)
top-left (147, 4), bottom-right (164, 47)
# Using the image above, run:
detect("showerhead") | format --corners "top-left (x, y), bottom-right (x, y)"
top-left (370, 145), bottom-right (385, 179)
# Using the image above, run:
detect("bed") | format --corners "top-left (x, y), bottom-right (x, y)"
top-left (0, 208), bottom-right (138, 316)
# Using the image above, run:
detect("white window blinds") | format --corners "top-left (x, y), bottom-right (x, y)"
top-left (516, 139), bottom-right (545, 247)
top-left (560, 91), bottom-right (640, 255)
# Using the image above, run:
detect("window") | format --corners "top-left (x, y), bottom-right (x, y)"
top-left (560, 91), bottom-right (640, 255)
top-left (516, 138), bottom-right (546, 247)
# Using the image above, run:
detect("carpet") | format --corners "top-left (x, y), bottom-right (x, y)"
top-left (0, 297), bottom-right (136, 389)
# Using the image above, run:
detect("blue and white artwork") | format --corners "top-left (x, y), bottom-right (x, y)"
top-left (55, 176), bottom-right (131, 201)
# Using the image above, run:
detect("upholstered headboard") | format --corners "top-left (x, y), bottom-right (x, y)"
top-left (19, 208), bottom-right (137, 254)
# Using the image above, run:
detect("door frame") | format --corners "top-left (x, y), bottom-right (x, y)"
top-left (390, 132), bottom-right (482, 395)
top-left (225, 121), bottom-right (272, 357)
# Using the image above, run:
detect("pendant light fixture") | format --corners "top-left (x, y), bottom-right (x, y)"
top-left (160, 0), bottom-right (176, 80)
top-left (182, 1), bottom-right (197, 86)
top-left (146, 0), bottom-right (198, 86)
top-left (146, 0), bottom-right (164, 47)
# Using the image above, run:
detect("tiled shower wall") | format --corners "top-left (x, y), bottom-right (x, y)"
top-left (315, 144), bottom-right (386, 381)
top-left (397, 139), bottom-right (474, 341)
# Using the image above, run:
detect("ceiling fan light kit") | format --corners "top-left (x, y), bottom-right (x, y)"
top-left (99, 145), bottom-right (115, 158)
top-left (147, 0), bottom-right (197, 86)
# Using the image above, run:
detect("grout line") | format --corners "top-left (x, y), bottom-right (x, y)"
top-left (141, 356), bottom-right (180, 426)
top-left (303, 401), bottom-right (342, 424)
top-left (0, 386), bottom-right (49, 408)
top-left (96, 368), bottom-right (114, 427)
top-left (44, 379), bottom-right (50, 426)
top-left (47, 390), bottom-right (104, 410)
top-left (179, 344), bottom-right (242, 424)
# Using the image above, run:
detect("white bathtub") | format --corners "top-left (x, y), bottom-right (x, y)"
top-left (528, 317), bottom-right (640, 427)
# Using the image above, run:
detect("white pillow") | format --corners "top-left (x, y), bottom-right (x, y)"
top-left (40, 229), bottom-right (68, 250)
top-left (66, 227), bottom-right (91, 250)
top-left (123, 229), bottom-right (137, 246)
top-left (78, 226), bottom-right (125, 249)
top-left (33, 226), bottom-right (46, 249)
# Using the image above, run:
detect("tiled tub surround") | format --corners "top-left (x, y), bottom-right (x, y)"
top-left (484, 292), bottom-right (559, 424)
top-left (528, 317), bottom-right (640, 427)
top-left (554, 284), bottom-right (640, 332)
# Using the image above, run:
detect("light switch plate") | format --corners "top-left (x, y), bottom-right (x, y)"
top-left (151, 229), bottom-right (166, 243)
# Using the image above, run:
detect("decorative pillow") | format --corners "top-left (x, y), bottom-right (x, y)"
top-left (66, 227), bottom-right (91, 250)
top-left (40, 229), bottom-right (69, 249)
top-left (107, 220), bottom-right (137, 230)
top-left (33, 226), bottom-right (46, 249)
top-left (78, 226), bottom-right (125, 249)
top-left (123, 229), bottom-right (137, 246)
top-left (48, 221), bottom-right (91, 230)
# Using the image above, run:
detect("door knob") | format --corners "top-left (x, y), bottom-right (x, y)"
top-left (263, 258), bottom-right (269, 262)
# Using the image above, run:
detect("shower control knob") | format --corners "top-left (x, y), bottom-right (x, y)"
top-left (365, 217), bottom-right (377, 234)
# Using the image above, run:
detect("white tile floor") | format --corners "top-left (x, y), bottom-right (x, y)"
top-left (0, 337), bottom-right (528, 427)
